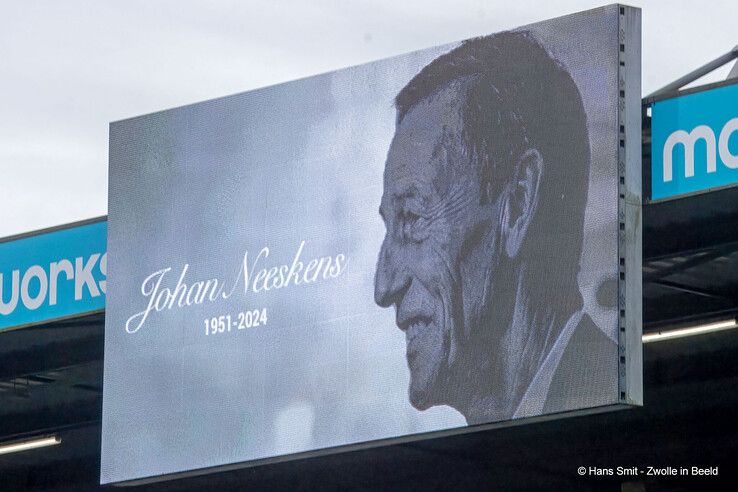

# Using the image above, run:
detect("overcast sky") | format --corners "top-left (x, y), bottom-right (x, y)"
top-left (1, 0), bottom-right (736, 238)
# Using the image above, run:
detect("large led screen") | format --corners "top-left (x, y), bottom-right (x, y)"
top-left (103, 5), bottom-right (641, 484)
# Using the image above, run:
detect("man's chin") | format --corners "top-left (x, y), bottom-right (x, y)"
top-left (408, 378), bottom-right (439, 411)
top-left (409, 389), bottom-right (432, 411)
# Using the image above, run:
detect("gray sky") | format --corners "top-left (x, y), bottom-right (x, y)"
top-left (1, 0), bottom-right (736, 238)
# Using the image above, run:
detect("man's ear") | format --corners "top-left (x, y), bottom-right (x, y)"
top-left (502, 148), bottom-right (543, 258)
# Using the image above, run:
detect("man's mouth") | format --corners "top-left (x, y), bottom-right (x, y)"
top-left (405, 319), bottom-right (429, 342)
top-left (401, 317), bottom-right (432, 363)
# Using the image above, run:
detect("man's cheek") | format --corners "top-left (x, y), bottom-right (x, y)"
top-left (417, 239), bottom-right (452, 275)
top-left (424, 275), bottom-right (458, 368)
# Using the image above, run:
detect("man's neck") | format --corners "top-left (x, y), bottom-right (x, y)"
top-left (457, 271), bottom-right (572, 424)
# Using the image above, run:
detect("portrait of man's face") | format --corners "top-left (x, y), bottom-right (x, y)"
top-left (375, 81), bottom-right (503, 410)
top-left (374, 31), bottom-right (596, 423)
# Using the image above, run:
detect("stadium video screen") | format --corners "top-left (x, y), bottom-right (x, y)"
top-left (102, 4), bottom-right (641, 484)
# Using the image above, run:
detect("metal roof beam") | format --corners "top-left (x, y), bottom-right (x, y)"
top-left (647, 45), bottom-right (738, 98)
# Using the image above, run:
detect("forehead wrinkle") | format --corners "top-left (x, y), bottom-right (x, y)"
top-left (385, 81), bottom-right (473, 211)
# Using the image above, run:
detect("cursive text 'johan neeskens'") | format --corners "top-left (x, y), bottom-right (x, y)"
top-left (125, 240), bottom-right (346, 333)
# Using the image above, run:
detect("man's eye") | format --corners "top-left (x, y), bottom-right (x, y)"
top-left (404, 210), bottom-right (420, 223)
top-left (399, 210), bottom-right (424, 241)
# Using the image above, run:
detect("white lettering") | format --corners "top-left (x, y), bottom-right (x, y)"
top-left (21, 265), bottom-right (48, 311)
top-left (0, 270), bottom-right (20, 315)
top-left (49, 259), bottom-right (74, 306)
top-left (663, 125), bottom-right (716, 182)
top-left (125, 268), bottom-right (170, 334)
top-left (168, 264), bottom-right (189, 309)
top-left (125, 242), bottom-right (348, 334)
top-left (98, 253), bottom-right (107, 294)
top-left (75, 254), bottom-right (101, 300)
top-left (718, 117), bottom-right (738, 169)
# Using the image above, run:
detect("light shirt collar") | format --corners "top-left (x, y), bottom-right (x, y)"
top-left (512, 310), bottom-right (584, 419)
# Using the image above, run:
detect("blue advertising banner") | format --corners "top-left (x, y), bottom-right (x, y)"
top-left (651, 82), bottom-right (738, 200)
top-left (0, 218), bottom-right (107, 331)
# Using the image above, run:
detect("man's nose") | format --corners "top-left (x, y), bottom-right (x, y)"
top-left (374, 238), bottom-right (410, 308)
